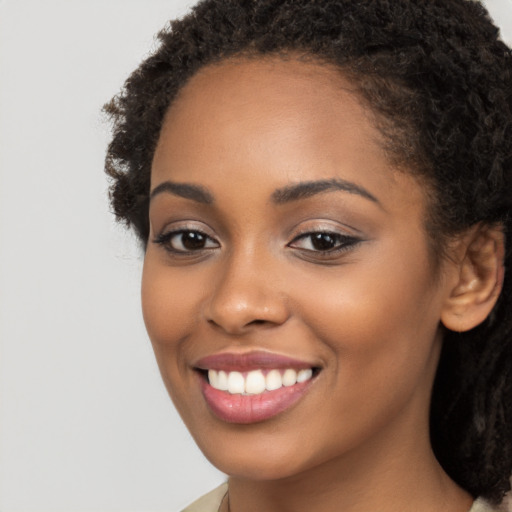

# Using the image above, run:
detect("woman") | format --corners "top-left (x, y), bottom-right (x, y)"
top-left (104, 0), bottom-right (512, 510)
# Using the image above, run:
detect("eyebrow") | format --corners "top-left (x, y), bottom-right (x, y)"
top-left (271, 178), bottom-right (380, 205)
top-left (149, 177), bottom-right (380, 207)
top-left (150, 181), bottom-right (214, 204)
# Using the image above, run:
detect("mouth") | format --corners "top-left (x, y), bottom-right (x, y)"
top-left (194, 352), bottom-right (321, 424)
top-left (202, 367), bottom-right (319, 394)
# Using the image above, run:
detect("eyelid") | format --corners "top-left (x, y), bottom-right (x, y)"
top-left (286, 220), bottom-right (363, 259)
top-left (153, 229), bottom-right (219, 244)
top-left (153, 219), bottom-right (218, 239)
top-left (152, 221), bottom-right (221, 255)
top-left (288, 219), bottom-right (359, 239)
top-left (289, 231), bottom-right (359, 248)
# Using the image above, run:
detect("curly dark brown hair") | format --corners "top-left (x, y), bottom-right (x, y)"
top-left (104, 0), bottom-right (512, 504)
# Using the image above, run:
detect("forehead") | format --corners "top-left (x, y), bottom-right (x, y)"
top-left (172, 56), bottom-right (356, 112)
top-left (152, 56), bottom-right (425, 216)
top-left (161, 57), bottom-right (378, 155)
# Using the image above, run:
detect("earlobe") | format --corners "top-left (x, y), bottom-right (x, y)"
top-left (441, 224), bottom-right (505, 333)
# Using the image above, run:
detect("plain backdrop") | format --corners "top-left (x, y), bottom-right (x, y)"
top-left (0, 1), bottom-right (511, 511)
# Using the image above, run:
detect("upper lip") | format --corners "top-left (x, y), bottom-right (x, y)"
top-left (194, 350), bottom-right (319, 372)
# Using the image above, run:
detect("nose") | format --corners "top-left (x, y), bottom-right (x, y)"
top-left (203, 251), bottom-right (290, 335)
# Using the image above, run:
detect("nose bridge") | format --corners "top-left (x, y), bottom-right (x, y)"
top-left (204, 244), bottom-right (289, 333)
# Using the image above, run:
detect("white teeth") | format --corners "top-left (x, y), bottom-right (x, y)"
top-left (265, 369), bottom-right (282, 391)
top-left (217, 370), bottom-right (228, 391)
top-left (208, 369), bottom-right (218, 389)
top-left (245, 370), bottom-right (266, 394)
top-left (282, 369), bottom-right (298, 387)
top-left (297, 368), bottom-right (313, 383)
top-left (227, 371), bottom-right (245, 394)
top-left (207, 368), bottom-right (314, 395)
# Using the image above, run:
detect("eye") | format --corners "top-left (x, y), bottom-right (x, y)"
top-left (289, 231), bottom-right (359, 253)
top-left (153, 229), bottom-right (220, 253)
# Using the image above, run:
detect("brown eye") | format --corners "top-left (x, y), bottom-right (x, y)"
top-left (310, 233), bottom-right (338, 251)
top-left (289, 231), bottom-right (360, 254)
top-left (180, 231), bottom-right (207, 250)
top-left (154, 229), bottom-right (220, 253)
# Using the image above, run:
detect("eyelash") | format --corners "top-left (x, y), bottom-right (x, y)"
top-left (153, 228), bottom-right (360, 258)
top-left (153, 229), bottom-right (219, 254)
top-left (288, 231), bottom-right (360, 256)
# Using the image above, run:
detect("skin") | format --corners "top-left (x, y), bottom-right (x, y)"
top-left (142, 57), bottom-right (476, 512)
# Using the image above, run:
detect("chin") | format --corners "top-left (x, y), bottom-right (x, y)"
top-left (191, 424), bottom-right (323, 481)
top-left (206, 450), bottom-right (309, 481)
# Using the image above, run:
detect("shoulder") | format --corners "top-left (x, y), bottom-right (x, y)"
top-left (180, 483), bottom-right (228, 512)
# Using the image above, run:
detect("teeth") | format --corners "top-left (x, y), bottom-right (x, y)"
top-left (217, 370), bottom-right (228, 391)
top-left (208, 369), bottom-right (218, 389)
top-left (282, 369), bottom-right (297, 386)
top-left (207, 368), bottom-right (314, 395)
top-left (265, 369), bottom-right (282, 391)
top-left (297, 368), bottom-right (313, 383)
top-left (245, 370), bottom-right (266, 394)
top-left (227, 371), bottom-right (245, 394)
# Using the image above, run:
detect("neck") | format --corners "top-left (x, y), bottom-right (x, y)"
top-left (225, 411), bottom-right (472, 512)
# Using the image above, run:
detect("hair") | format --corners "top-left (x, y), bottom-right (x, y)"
top-left (104, 0), bottom-right (512, 504)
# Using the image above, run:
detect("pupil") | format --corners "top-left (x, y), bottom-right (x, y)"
top-left (182, 231), bottom-right (206, 249)
top-left (312, 233), bottom-right (336, 251)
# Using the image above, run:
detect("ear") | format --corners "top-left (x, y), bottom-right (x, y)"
top-left (441, 224), bottom-right (505, 333)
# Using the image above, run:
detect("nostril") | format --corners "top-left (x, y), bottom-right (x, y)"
top-left (248, 319), bottom-right (267, 326)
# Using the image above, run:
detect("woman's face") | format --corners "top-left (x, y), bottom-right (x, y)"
top-left (142, 58), bottom-right (455, 480)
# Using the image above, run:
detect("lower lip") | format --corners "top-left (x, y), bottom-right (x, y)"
top-left (200, 376), bottom-right (315, 424)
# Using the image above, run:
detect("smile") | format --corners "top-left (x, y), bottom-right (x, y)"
top-left (195, 351), bottom-right (321, 424)
top-left (207, 368), bottom-right (314, 395)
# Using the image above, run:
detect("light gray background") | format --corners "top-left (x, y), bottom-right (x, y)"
top-left (0, 1), bottom-right (511, 511)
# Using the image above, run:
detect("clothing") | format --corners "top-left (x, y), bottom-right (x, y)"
top-left (181, 483), bottom-right (506, 512)
top-left (181, 483), bottom-right (227, 512)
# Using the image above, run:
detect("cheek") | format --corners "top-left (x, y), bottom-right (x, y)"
top-left (141, 254), bottom-right (206, 348)
top-left (293, 243), bottom-right (443, 400)
top-left (279, 257), bottom-right (443, 465)
top-left (140, 254), bottom-right (209, 404)
top-left (141, 254), bottom-right (211, 417)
